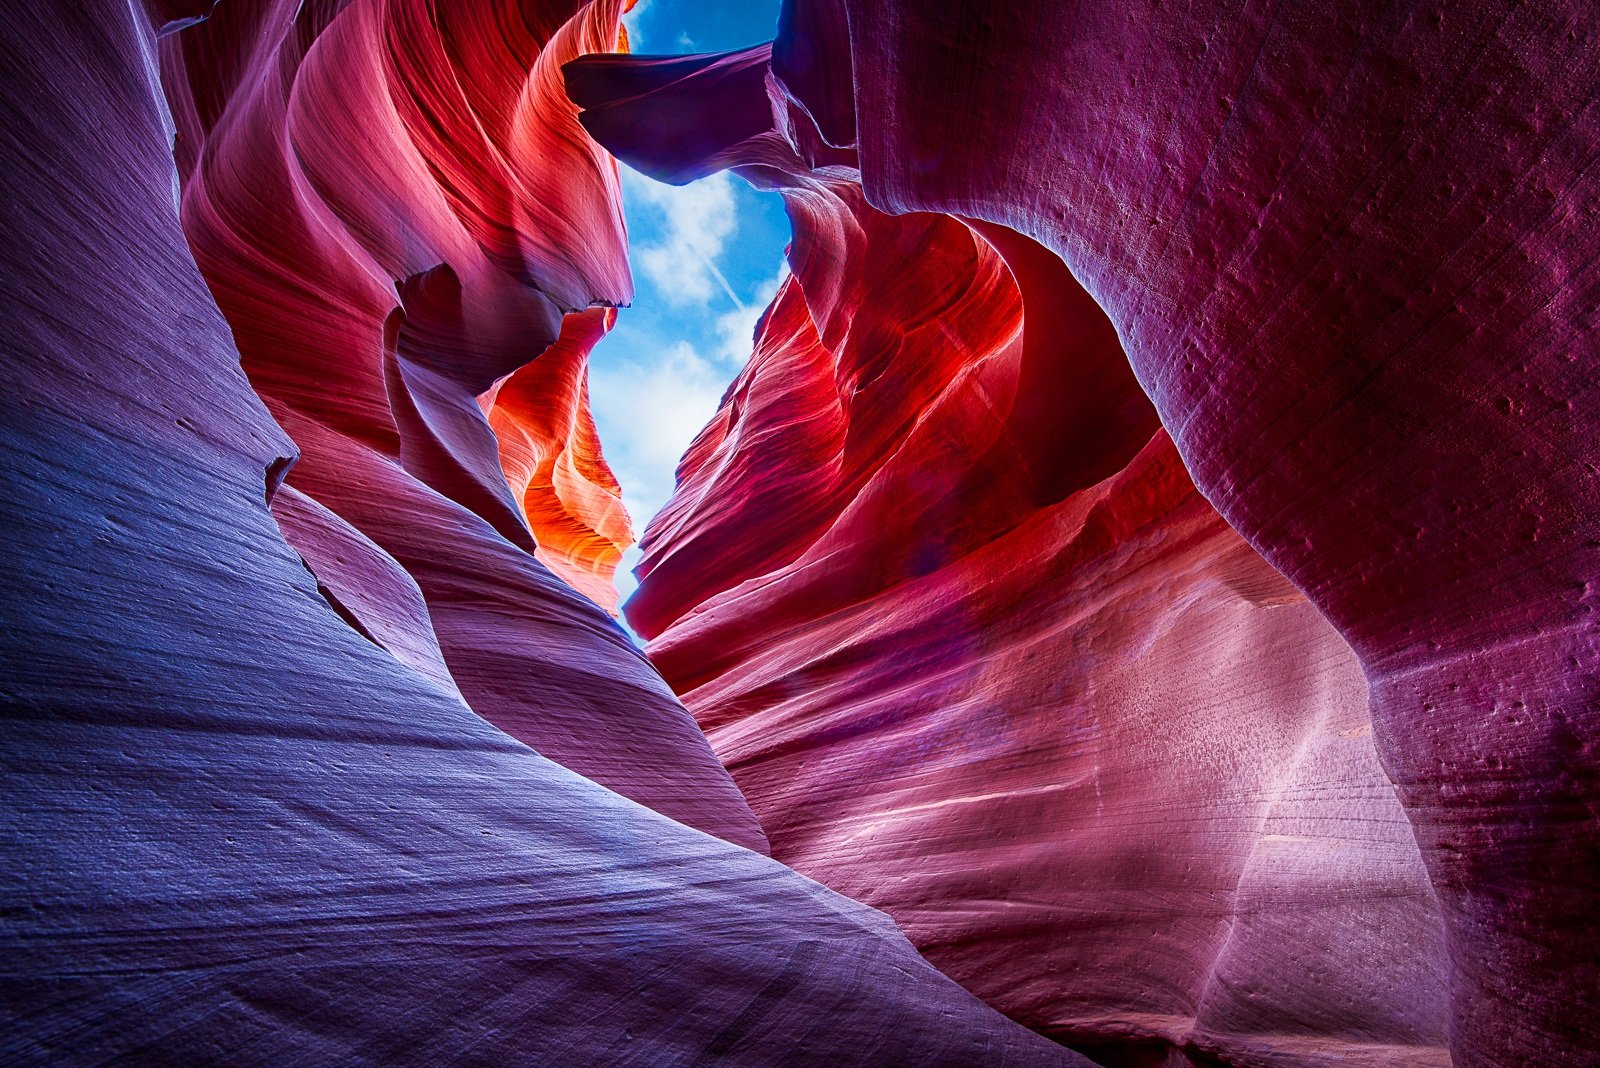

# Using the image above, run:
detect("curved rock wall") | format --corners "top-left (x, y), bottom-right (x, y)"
top-left (834, 5), bottom-right (1600, 1065)
top-left (0, 2), bottom-right (1089, 1064)
top-left (573, 50), bottom-right (1450, 1066)
top-left (571, 3), bottom-right (1598, 1064)
top-left (3, 0), bottom-right (1592, 1063)
top-left (155, 0), bottom-right (769, 844)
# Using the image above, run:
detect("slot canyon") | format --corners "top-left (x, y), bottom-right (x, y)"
top-left (1, 1), bottom-right (1595, 1066)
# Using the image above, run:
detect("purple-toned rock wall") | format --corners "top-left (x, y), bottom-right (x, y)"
top-left (571, 2), bottom-right (1600, 1065)
top-left (2, 0), bottom-right (1594, 1065)
top-left (837, 5), bottom-right (1600, 1064)
top-left (0, 3), bottom-right (1085, 1064)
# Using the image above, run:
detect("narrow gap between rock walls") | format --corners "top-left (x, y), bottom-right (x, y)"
top-left (582, 0), bottom-right (790, 639)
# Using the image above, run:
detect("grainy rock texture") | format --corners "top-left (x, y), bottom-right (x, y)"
top-left (0, 1), bottom-right (1090, 1064)
top-left (571, 3), bottom-right (1600, 1065)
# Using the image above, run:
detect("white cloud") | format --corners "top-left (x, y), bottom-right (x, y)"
top-left (584, 166), bottom-right (791, 623)
top-left (588, 338), bottom-right (732, 535)
top-left (621, 0), bottom-right (651, 47)
top-left (587, 262), bottom-right (787, 551)
top-left (710, 265), bottom-right (787, 366)
top-left (626, 169), bottom-right (743, 307)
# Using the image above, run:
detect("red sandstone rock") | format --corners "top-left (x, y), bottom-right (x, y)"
top-left (618, 147), bottom-right (1448, 1067)
top-left (160, 0), bottom-right (763, 846)
top-left (0, 2), bottom-right (1089, 1064)
top-left (836, 6), bottom-right (1600, 1064)
top-left (571, 7), bottom-right (1599, 1062)
top-left (4, 0), bottom-right (1592, 1061)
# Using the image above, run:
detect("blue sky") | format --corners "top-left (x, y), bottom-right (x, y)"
top-left (587, 0), bottom-right (788, 610)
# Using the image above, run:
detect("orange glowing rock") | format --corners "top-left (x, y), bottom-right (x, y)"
top-left (485, 308), bottom-right (633, 615)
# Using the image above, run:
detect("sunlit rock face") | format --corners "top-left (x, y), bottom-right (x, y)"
top-left (486, 307), bottom-right (632, 612)
top-left (574, 46), bottom-right (1449, 1068)
top-left (156, 0), bottom-right (771, 845)
top-left (572, 2), bottom-right (1599, 1064)
top-left (0, 2), bottom-right (1093, 1064)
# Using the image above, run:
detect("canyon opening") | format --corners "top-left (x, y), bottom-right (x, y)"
top-left (2, 2), bottom-right (1596, 1068)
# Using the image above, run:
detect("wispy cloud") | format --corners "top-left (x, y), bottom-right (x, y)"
top-left (585, 158), bottom-right (790, 620)
top-left (626, 169), bottom-right (744, 308)
top-left (591, 340), bottom-right (728, 514)
top-left (709, 265), bottom-right (787, 365)
top-left (621, 0), bottom-right (652, 47)
top-left (589, 264), bottom-right (786, 537)
top-left (587, 337), bottom-right (732, 604)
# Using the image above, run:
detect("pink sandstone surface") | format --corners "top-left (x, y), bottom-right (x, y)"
top-left (0, 0), bottom-right (1594, 1065)
top-left (568, 3), bottom-right (1599, 1064)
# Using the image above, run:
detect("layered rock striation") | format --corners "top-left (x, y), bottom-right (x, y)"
top-left (574, 44), bottom-right (1450, 1068)
top-left (0, 1), bottom-right (1090, 1064)
top-left (158, 0), bottom-right (763, 845)
top-left (1, 0), bottom-right (1593, 1063)
top-left (572, 3), bottom-right (1600, 1065)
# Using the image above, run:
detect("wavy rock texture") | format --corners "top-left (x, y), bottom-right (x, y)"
top-left (571, 4), bottom-right (1599, 1065)
top-left (574, 49), bottom-right (1449, 1068)
top-left (157, 0), bottom-right (770, 846)
top-left (0, 1), bottom-right (1091, 1064)
top-left (486, 306), bottom-right (632, 612)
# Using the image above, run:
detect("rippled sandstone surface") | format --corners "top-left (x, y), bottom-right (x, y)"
top-left (571, 3), bottom-right (1600, 1065)
top-left (0, 2), bottom-right (1089, 1064)
top-left (1, 0), bottom-right (1594, 1065)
